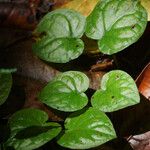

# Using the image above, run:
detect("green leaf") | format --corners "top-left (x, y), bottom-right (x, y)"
top-left (6, 108), bottom-right (61, 150)
top-left (91, 70), bottom-right (140, 112)
top-left (57, 107), bottom-right (116, 149)
top-left (33, 37), bottom-right (84, 63)
top-left (33, 9), bottom-right (86, 63)
top-left (0, 68), bottom-right (17, 74)
top-left (0, 73), bottom-right (12, 105)
top-left (85, 0), bottom-right (147, 54)
top-left (9, 108), bottom-right (49, 133)
top-left (39, 71), bottom-right (89, 112)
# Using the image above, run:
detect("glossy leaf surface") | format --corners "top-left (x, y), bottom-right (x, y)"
top-left (39, 71), bottom-right (89, 112)
top-left (6, 108), bottom-right (61, 150)
top-left (91, 70), bottom-right (140, 112)
top-left (57, 107), bottom-right (116, 149)
top-left (33, 9), bottom-right (86, 63)
top-left (86, 0), bottom-right (147, 54)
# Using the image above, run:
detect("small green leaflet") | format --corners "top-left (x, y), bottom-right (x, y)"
top-left (91, 70), bottom-right (140, 112)
top-left (0, 72), bottom-right (12, 105)
top-left (6, 108), bottom-right (61, 150)
top-left (33, 9), bottom-right (86, 63)
top-left (86, 0), bottom-right (147, 54)
top-left (39, 71), bottom-right (89, 112)
top-left (0, 68), bottom-right (17, 74)
top-left (57, 107), bottom-right (116, 149)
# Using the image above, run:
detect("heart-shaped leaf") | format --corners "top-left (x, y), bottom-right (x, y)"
top-left (0, 72), bottom-right (12, 105)
top-left (85, 0), bottom-right (147, 55)
top-left (39, 71), bottom-right (89, 112)
top-left (91, 70), bottom-right (140, 112)
top-left (33, 9), bottom-right (86, 63)
top-left (57, 107), bottom-right (116, 149)
top-left (6, 108), bottom-right (61, 150)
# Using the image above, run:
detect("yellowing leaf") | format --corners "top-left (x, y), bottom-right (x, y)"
top-left (53, 0), bottom-right (99, 16)
top-left (141, 0), bottom-right (150, 21)
top-left (53, 0), bottom-right (74, 8)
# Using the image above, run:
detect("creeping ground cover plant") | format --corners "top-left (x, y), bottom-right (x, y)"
top-left (1, 0), bottom-right (149, 149)
top-left (33, 0), bottom-right (147, 62)
top-left (5, 70), bottom-right (140, 149)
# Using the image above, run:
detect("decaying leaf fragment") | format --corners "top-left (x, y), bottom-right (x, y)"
top-left (136, 62), bottom-right (150, 100)
top-left (128, 131), bottom-right (150, 150)
top-left (141, 0), bottom-right (150, 21)
top-left (53, 0), bottom-right (99, 16)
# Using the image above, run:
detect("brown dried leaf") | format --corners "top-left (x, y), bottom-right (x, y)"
top-left (136, 62), bottom-right (150, 100)
top-left (52, 0), bottom-right (73, 9)
top-left (85, 71), bottom-right (105, 90)
top-left (0, 2), bottom-right (37, 30)
top-left (128, 131), bottom-right (150, 150)
top-left (53, 0), bottom-right (99, 16)
top-left (0, 1), bottom-right (53, 30)
top-left (141, 0), bottom-right (150, 21)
